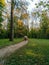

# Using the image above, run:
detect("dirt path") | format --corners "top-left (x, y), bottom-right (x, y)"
top-left (0, 41), bottom-right (28, 58)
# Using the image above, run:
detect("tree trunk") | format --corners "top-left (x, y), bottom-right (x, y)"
top-left (9, 0), bottom-right (14, 41)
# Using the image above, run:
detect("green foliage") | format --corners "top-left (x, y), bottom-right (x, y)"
top-left (0, 0), bottom-right (49, 39)
top-left (0, 29), bottom-right (9, 39)
top-left (7, 16), bottom-right (29, 38)
top-left (14, 19), bottom-right (28, 38)
top-left (29, 28), bottom-right (38, 38)
top-left (36, 0), bottom-right (49, 11)
top-left (40, 12), bottom-right (49, 39)
top-left (0, 1), bottom-right (5, 35)
top-left (28, 11), bottom-right (49, 39)
top-left (0, 13), bottom-right (3, 29)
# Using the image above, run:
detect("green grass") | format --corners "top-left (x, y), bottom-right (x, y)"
top-left (4, 39), bottom-right (49, 65)
top-left (0, 38), bottom-right (23, 48)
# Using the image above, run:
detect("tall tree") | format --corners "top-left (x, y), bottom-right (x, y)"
top-left (9, 0), bottom-right (14, 41)
top-left (9, 0), bottom-right (28, 41)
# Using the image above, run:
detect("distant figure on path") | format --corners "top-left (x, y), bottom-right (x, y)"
top-left (24, 36), bottom-right (28, 41)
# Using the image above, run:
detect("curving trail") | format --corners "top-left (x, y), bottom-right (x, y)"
top-left (0, 41), bottom-right (28, 58)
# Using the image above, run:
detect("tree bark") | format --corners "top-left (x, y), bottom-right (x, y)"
top-left (9, 0), bottom-right (14, 41)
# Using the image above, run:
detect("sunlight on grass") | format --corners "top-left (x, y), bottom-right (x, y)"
top-left (26, 50), bottom-right (44, 58)
top-left (31, 43), bottom-right (37, 46)
top-left (28, 43), bottom-right (37, 47)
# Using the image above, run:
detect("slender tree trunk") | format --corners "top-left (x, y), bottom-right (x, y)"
top-left (9, 0), bottom-right (14, 41)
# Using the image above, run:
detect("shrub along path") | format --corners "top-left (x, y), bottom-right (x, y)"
top-left (0, 40), bottom-right (28, 58)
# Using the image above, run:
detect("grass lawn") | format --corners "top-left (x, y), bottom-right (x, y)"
top-left (4, 39), bottom-right (49, 65)
top-left (0, 38), bottom-right (23, 49)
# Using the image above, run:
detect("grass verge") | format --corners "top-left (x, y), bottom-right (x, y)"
top-left (0, 38), bottom-right (23, 49)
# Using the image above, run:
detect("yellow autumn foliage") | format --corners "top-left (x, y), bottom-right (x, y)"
top-left (0, 0), bottom-right (5, 5)
top-left (18, 19), bottom-right (23, 26)
top-left (22, 13), bottom-right (28, 19)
